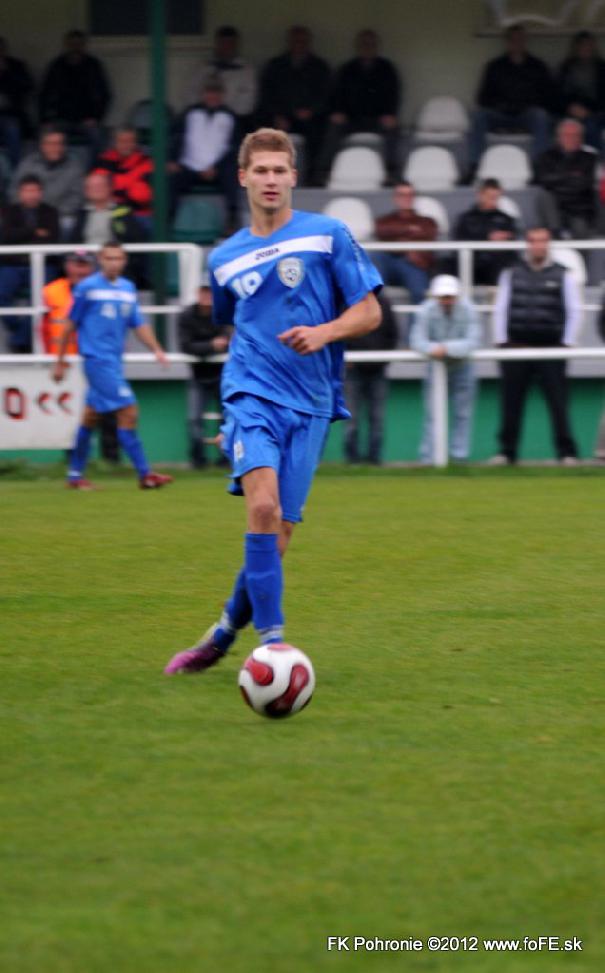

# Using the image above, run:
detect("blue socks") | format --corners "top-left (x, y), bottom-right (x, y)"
top-left (214, 534), bottom-right (284, 651)
top-left (214, 568), bottom-right (252, 651)
top-left (68, 426), bottom-right (93, 481)
top-left (117, 428), bottom-right (150, 478)
top-left (244, 533), bottom-right (284, 643)
top-left (68, 425), bottom-right (149, 481)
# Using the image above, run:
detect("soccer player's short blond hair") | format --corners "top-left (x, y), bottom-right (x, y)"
top-left (238, 128), bottom-right (296, 169)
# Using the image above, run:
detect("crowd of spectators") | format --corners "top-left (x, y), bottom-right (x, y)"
top-left (0, 20), bottom-right (604, 467)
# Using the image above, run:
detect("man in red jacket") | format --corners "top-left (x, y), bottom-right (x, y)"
top-left (95, 127), bottom-right (153, 222)
top-left (372, 181), bottom-right (437, 304)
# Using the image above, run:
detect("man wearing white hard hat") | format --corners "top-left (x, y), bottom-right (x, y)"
top-left (410, 275), bottom-right (482, 463)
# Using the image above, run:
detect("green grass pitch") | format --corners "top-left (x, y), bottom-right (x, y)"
top-left (2, 467), bottom-right (604, 973)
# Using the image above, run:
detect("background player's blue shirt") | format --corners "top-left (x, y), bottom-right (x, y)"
top-left (69, 272), bottom-right (144, 361)
top-left (208, 210), bottom-right (382, 420)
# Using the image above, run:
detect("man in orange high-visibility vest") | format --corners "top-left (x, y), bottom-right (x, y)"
top-left (42, 250), bottom-right (94, 354)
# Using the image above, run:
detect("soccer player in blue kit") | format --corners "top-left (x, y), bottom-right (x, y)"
top-left (53, 242), bottom-right (173, 490)
top-left (165, 128), bottom-right (382, 674)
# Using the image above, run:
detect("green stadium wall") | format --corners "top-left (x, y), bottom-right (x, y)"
top-left (2, 378), bottom-right (604, 466)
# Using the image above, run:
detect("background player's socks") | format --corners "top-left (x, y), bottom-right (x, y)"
top-left (117, 428), bottom-right (150, 477)
top-left (214, 568), bottom-right (252, 651)
top-left (68, 426), bottom-right (93, 481)
top-left (245, 533), bottom-right (284, 643)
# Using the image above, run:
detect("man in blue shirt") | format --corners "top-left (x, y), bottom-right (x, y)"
top-left (52, 241), bottom-right (173, 490)
top-left (165, 127), bottom-right (382, 675)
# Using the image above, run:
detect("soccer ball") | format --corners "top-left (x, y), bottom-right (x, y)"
top-left (238, 643), bottom-right (315, 719)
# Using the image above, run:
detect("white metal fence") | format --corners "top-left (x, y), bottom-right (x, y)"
top-left (0, 242), bottom-right (202, 354)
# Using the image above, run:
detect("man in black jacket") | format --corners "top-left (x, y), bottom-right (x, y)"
top-left (257, 25), bottom-right (331, 182)
top-left (534, 118), bottom-right (597, 238)
top-left (0, 36), bottom-right (34, 165)
top-left (468, 24), bottom-right (553, 171)
top-left (344, 291), bottom-right (398, 465)
top-left (319, 29), bottom-right (401, 182)
top-left (490, 226), bottom-right (581, 464)
top-left (39, 30), bottom-right (111, 162)
top-left (454, 178), bottom-right (518, 284)
top-left (0, 175), bottom-right (59, 351)
top-left (178, 284), bottom-right (231, 468)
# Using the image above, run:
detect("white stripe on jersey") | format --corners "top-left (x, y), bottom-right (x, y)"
top-left (213, 234), bottom-right (333, 286)
top-left (86, 289), bottom-right (137, 302)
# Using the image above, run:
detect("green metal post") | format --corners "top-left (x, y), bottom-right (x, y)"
top-left (150, 0), bottom-right (167, 339)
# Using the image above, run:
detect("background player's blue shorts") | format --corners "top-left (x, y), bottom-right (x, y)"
top-left (84, 358), bottom-right (137, 413)
top-left (221, 393), bottom-right (330, 523)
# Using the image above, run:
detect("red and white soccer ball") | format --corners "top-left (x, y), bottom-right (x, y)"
top-left (238, 643), bottom-right (315, 718)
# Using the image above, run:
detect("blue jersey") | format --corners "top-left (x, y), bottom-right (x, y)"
top-left (208, 210), bottom-right (382, 420)
top-left (69, 271), bottom-right (144, 361)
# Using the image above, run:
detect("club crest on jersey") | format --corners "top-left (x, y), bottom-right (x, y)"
top-left (277, 257), bottom-right (305, 288)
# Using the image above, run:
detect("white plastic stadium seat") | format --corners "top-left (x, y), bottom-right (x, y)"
top-left (403, 146), bottom-right (459, 192)
top-left (497, 194), bottom-right (522, 223)
top-left (414, 96), bottom-right (469, 143)
top-left (342, 131), bottom-right (384, 150)
top-left (551, 246), bottom-right (587, 287)
top-left (323, 197), bottom-right (374, 242)
top-left (476, 144), bottom-right (531, 190)
top-left (327, 147), bottom-right (386, 191)
top-left (414, 195), bottom-right (450, 239)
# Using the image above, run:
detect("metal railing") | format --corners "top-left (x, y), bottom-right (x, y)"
top-left (0, 242), bottom-right (203, 354)
top-left (363, 238), bottom-right (605, 313)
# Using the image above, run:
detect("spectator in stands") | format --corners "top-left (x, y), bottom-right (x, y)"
top-left (0, 175), bottom-right (59, 352)
top-left (170, 79), bottom-right (239, 230)
top-left (372, 182), bottom-right (437, 321)
top-left (557, 31), bottom-right (605, 152)
top-left (410, 275), bottom-right (481, 464)
top-left (178, 282), bottom-right (231, 468)
top-left (11, 126), bottom-right (84, 235)
top-left (42, 249), bottom-right (120, 462)
top-left (42, 250), bottom-right (94, 355)
top-left (189, 26), bottom-right (257, 130)
top-left (454, 178), bottom-right (518, 284)
top-left (344, 291), bottom-right (398, 465)
top-left (70, 170), bottom-right (147, 285)
top-left (70, 171), bottom-right (146, 247)
top-left (490, 226), bottom-right (581, 465)
top-left (319, 29), bottom-right (401, 183)
top-left (534, 118), bottom-right (598, 239)
top-left (0, 36), bottom-right (34, 167)
top-left (467, 23), bottom-right (553, 175)
top-left (95, 127), bottom-right (153, 228)
top-left (258, 25), bottom-right (330, 182)
top-left (39, 30), bottom-right (111, 162)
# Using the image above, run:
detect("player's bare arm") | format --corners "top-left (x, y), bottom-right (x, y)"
top-left (51, 319), bottom-right (77, 382)
top-left (278, 292), bottom-right (382, 356)
top-left (135, 323), bottom-right (169, 366)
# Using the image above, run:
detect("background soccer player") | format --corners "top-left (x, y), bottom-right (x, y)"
top-left (52, 241), bottom-right (173, 491)
top-left (165, 128), bottom-right (382, 674)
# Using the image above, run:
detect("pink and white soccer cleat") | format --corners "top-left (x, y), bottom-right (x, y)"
top-left (164, 624), bottom-right (225, 675)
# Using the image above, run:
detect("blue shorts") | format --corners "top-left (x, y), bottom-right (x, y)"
top-left (221, 394), bottom-right (330, 523)
top-left (84, 359), bottom-right (136, 413)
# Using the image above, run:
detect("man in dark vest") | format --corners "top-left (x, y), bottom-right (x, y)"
top-left (490, 226), bottom-right (581, 464)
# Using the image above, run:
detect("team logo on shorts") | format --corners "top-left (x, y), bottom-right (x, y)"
top-left (277, 257), bottom-right (305, 288)
top-left (234, 439), bottom-right (245, 461)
